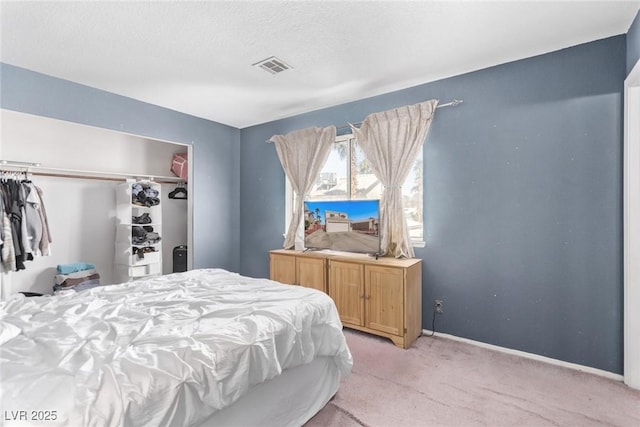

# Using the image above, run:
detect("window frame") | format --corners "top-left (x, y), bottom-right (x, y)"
top-left (284, 133), bottom-right (425, 248)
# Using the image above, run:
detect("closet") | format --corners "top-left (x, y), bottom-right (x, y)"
top-left (0, 109), bottom-right (192, 297)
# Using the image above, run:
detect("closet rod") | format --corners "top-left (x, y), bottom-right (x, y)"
top-left (0, 160), bottom-right (183, 184)
top-left (0, 159), bottom-right (41, 167)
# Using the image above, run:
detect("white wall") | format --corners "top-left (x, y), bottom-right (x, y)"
top-left (161, 182), bottom-right (189, 273)
top-left (1, 109), bottom-right (189, 295)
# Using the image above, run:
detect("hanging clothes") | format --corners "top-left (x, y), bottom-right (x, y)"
top-left (0, 173), bottom-right (52, 272)
top-left (0, 196), bottom-right (16, 272)
top-left (23, 182), bottom-right (43, 256)
top-left (34, 185), bottom-right (52, 256)
top-left (2, 179), bottom-right (26, 270)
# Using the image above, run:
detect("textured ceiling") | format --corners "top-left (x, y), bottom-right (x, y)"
top-left (1, 1), bottom-right (639, 128)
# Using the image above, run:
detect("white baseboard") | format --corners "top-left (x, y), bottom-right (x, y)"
top-left (422, 329), bottom-right (624, 382)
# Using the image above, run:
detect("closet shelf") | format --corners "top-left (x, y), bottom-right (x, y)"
top-left (0, 160), bottom-right (183, 183)
top-left (115, 181), bottom-right (163, 282)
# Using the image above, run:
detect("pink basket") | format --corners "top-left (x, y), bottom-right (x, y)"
top-left (171, 152), bottom-right (188, 181)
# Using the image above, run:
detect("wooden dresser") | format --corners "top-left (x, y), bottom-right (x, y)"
top-left (269, 249), bottom-right (422, 349)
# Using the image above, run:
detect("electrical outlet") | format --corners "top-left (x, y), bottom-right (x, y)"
top-left (435, 300), bottom-right (444, 314)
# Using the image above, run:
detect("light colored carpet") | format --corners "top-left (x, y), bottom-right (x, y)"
top-left (306, 329), bottom-right (640, 427)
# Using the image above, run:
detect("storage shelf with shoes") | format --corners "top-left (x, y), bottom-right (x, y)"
top-left (114, 180), bottom-right (163, 282)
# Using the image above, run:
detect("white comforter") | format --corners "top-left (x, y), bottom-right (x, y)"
top-left (0, 269), bottom-right (352, 426)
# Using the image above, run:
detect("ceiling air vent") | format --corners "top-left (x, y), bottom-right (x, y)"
top-left (253, 56), bottom-right (292, 75)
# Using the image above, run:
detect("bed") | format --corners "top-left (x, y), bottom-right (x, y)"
top-left (0, 268), bottom-right (353, 426)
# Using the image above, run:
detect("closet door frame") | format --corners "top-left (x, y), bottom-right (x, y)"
top-left (0, 111), bottom-right (194, 297)
top-left (624, 59), bottom-right (640, 389)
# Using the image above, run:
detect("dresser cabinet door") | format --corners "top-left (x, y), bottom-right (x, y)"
top-left (297, 257), bottom-right (326, 292)
top-left (365, 265), bottom-right (404, 336)
top-left (329, 261), bottom-right (364, 326)
top-left (270, 253), bottom-right (296, 285)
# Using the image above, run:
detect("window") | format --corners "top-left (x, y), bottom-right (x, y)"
top-left (285, 134), bottom-right (424, 245)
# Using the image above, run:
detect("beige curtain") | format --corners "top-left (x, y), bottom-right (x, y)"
top-left (351, 100), bottom-right (438, 258)
top-left (271, 126), bottom-right (336, 250)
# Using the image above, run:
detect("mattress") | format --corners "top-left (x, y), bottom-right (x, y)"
top-left (0, 269), bottom-right (353, 426)
top-left (200, 355), bottom-right (340, 427)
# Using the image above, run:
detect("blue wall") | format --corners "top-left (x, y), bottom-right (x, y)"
top-left (629, 10), bottom-right (640, 75)
top-left (1, 33), bottom-right (628, 374)
top-left (240, 36), bottom-right (626, 374)
top-left (0, 63), bottom-right (241, 273)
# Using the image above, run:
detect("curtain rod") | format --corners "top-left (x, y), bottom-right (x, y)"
top-left (0, 159), bottom-right (184, 184)
top-left (266, 99), bottom-right (463, 143)
top-left (337, 98), bottom-right (463, 131)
